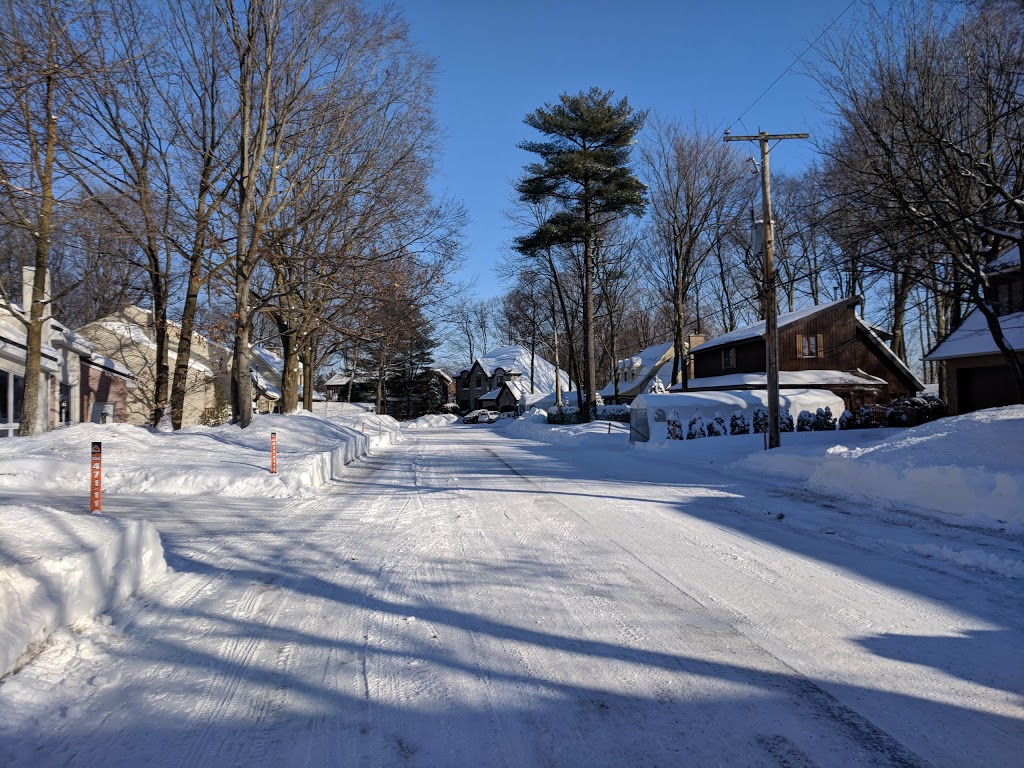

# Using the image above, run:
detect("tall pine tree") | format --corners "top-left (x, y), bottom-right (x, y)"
top-left (514, 87), bottom-right (646, 421)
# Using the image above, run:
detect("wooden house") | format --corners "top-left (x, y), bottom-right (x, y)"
top-left (925, 246), bottom-right (1023, 414)
top-left (687, 297), bottom-right (923, 410)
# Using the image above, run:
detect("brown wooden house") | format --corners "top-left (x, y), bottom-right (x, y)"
top-left (687, 297), bottom-right (923, 410)
top-left (925, 246), bottom-right (1023, 414)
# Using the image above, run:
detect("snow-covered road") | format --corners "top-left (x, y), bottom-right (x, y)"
top-left (2, 424), bottom-right (1022, 767)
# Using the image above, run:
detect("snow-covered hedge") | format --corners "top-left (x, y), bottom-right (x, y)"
top-left (629, 390), bottom-right (845, 443)
top-left (547, 404), bottom-right (630, 424)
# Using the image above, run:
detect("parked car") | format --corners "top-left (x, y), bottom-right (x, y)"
top-left (462, 409), bottom-right (485, 423)
top-left (479, 410), bottom-right (502, 423)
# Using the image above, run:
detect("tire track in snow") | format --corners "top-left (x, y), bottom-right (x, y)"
top-left (478, 441), bottom-right (934, 768)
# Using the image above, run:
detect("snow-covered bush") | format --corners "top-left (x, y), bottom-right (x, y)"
top-left (687, 409), bottom-right (707, 439)
top-left (647, 376), bottom-right (667, 394)
top-left (730, 410), bottom-right (750, 435)
top-left (752, 406), bottom-right (768, 434)
top-left (547, 403), bottom-right (630, 424)
top-left (798, 406), bottom-right (837, 431)
top-left (666, 409), bottom-right (684, 440)
top-left (797, 409), bottom-right (815, 432)
top-left (597, 404), bottom-right (630, 422)
top-left (814, 406), bottom-right (837, 430)
top-left (838, 409), bottom-right (856, 430)
top-left (838, 404), bottom-right (880, 429)
top-left (751, 405), bottom-right (793, 432)
top-left (706, 411), bottom-right (727, 437)
top-left (886, 394), bottom-right (946, 427)
top-left (595, 392), bottom-right (605, 407)
top-left (779, 406), bottom-right (795, 432)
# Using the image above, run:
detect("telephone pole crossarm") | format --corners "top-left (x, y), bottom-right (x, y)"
top-left (721, 130), bottom-right (809, 449)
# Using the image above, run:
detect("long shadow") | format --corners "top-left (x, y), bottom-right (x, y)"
top-left (401, 431), bottom-right (1024, 695)
top-left (2, 434), bottom-right (1021, 766)
top-left (4, 535), bottom-right (1018, 767)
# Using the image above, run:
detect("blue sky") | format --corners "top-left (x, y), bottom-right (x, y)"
top-left (388, 0), bottom-right (862, 299)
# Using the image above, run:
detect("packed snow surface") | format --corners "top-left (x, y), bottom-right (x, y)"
top-left (0, 405), bottom-right (1021, 766)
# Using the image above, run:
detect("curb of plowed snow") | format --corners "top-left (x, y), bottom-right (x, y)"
top-left (0, 505), bottom-right (166, 678)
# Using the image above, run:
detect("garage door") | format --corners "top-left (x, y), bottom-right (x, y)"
top-left (957, 365), bottom-right (1015, 413)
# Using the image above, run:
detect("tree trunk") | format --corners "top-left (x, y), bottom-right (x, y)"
top-left (19, 75), bottom-right (57, 437)
top-left (171, 219), bottom-right (208, 430)
top-left (280, 330), bottom-right (301, 414)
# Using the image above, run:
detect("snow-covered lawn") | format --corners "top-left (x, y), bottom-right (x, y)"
top-left (0, 405), bottom-right (1021, 766)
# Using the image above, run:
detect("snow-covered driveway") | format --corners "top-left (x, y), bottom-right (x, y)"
top-left (2, 424), bottom-right (1021, 767)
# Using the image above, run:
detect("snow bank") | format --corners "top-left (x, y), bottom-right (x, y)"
top-left (0, 505), bottom-right (166, 677)
top-left (807, 407), bottom-right (1024, 529)
top-left (496, 408), bottom-right (630, 447)
top-left (0, 409), bottom-right (404, 679)
top-left (732, 407), bottom-right (1024, 531)
top-left (0, 411), bottom-right (402, 499)
top-left (402, 414), bottom-right (459, 429)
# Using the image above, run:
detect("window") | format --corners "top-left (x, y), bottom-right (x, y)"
top-left (994, 279), bottom-right (1024, 316)
top-left (497, 375), bottom-right (504, 385)
top-left (721, 347), bottom-right (736, 370)
top-left (800, 334), bottom-right (823, 358)
top-left (58, 381), bottom-right (72, 426)
top-left (474, 375), bottom-right (482, 388)
top-left (0, 370), bottom-right (24, 437)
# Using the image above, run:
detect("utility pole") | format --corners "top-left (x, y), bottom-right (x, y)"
top-left (723, 131), bottom-right (808, 449)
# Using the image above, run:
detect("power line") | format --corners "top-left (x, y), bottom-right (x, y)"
top-left (725, 0), bottom-right (861, 134)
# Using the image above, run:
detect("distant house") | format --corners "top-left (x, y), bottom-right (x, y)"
top-left (1, 269), bottom-right (133, 436)
top-left (598, 338), bottom-right (711, 404)
top-left (457, 359), bottom-right (524, 412)
top-left (477, 379), bottom-right (525, 414)
top-left (248, 346), bottom-right (325, 413)
top-left (323, 371), bottom-right (375, 403)
top-left (925, 246), bottom-right (1024, 414)
top-left (687, 297), bottom-right (923, 410)
top-left (77, 306), bottom-right (233, 427)
top-left (456, 345), bottom-right (572, 412)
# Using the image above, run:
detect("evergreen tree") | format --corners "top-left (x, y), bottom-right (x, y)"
top-left (514, 87), bottom-right (647, 422)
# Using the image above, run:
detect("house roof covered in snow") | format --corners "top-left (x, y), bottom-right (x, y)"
top-left (480, 380), bottom-right (525, 402)
top-left (681, 369), bottom-right (888, 391)
top-left (925, 309), bottom-right (1024, 360)
top-left (598, 340), bottom-right (674, 398)
top-left (462, 345), bottom-right (572, 393)
top-left (986, 243), bottom-right (1021, 274)
top-left (690, 298), bottom-right (856, 353)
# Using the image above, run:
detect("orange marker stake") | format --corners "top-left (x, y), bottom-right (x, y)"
top-left (270, 432), bottom-right (278, 474)
top-left (90, 442), bottom-right (102, 514)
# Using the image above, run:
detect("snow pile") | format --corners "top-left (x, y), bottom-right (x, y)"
top-left (0, 504), bottom-right (166, 677)
top-left (0, 408), bottom-right (404, 680)
top-left (807, 407), bottom-right (1024, 529)
top-left (731, 407), bottom-right (1024, 531)
top-left (497, 408), bottom-right (629, 447)
top-left (402, 413), bottom-right (459, 429)
top-left (0, 411), bottom-right (402, 499)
